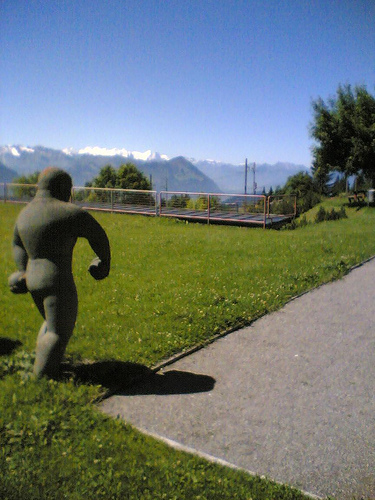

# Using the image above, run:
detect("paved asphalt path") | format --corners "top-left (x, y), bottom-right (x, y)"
top-left (101, 258), bottom-right (375, 499)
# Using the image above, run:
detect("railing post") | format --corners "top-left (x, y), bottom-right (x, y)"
top-left (111, 190), bottom-right (114, 212)
top-left (263, 195), bottom-right (267, 229)
top-left (207, 194), bottom-right (210, 224)
top-left (159, 191), bottom-right (163, 216)
top-left (3, 183), bottom-right (7, 203)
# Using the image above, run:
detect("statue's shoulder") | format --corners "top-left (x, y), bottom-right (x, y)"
top-left (65, 200), bottom-right (84, 213)
top-left (15, 199), bottom-right (36, 222)
top-left (63, 202), bottom-right (95, 223)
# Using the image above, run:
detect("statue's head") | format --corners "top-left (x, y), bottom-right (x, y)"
top-left (38, 168), bottom-right (73, 202)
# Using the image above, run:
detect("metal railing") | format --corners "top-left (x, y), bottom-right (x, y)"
top-left (1, 183), bottom-right (297, 227)
top-left (0, 183), bottom-right (37, 204)
top-left (159, 191), bottom-right (268, 227)
top-left (71, 186), bottom-right (158, 216)
top-left (0, 183), bottom-right (158, 216)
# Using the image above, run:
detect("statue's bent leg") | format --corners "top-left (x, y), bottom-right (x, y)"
top-left (32, 293), bottom-right (48, 346)
top-left (33, 289), bottom-right (78, 378)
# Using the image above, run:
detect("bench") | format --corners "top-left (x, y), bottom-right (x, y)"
top-left (348, 192), bottom-right (366, 204)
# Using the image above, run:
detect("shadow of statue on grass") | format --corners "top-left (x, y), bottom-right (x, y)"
top-left (0, 337), bottom-right (23, 356)
top-left (61, 360), bottom-right (215, 399)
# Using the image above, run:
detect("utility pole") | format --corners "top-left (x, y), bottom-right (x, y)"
top-left (244, 158), bottom-right (248, 194)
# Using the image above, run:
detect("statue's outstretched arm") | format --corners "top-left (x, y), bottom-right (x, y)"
top-left (9, 224), bottom-right (28, 293)
top-left (76, 211), bottom-right (111, 280)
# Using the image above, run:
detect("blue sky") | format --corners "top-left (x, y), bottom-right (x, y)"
top-left (1, 0), bottom-right (374, 166)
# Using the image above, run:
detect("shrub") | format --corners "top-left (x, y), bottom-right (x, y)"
top-left (339, 206), bottom-right (348, 219)
top-left (298, 214), bottom-right (309, 227)
top-left (315, 206), bottom-right (327, 223)
top-left (314, 206), bottom-right (347, 224)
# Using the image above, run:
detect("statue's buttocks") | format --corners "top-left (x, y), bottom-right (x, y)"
top-left (25, 258), bottom-right (75, 294)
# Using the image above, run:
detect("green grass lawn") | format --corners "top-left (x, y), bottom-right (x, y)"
top-left (1, 199), bottom-right (375, 499)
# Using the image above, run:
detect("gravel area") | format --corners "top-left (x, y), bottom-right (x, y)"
top-left (101, 258), bottom-right (375, 499)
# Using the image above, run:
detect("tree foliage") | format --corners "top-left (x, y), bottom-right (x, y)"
top-left (282, 171), bottom-right (315, 197)
top-left (311, 84), bottom-right (375, 188)
top-left (116, 163), bottom-right (151, 190)
top-left (12, 171), bottom-right (40, 198)
top-left (167, 194), bottom-right (191, 208)
top-left (87, 164), bottom-right (117, 189)
top-left (278, 171), bottom-right (321, 214)
top-left (87, 163), bottom-right (151, 190)
top-left (14, 171), bottom-right (40, 185)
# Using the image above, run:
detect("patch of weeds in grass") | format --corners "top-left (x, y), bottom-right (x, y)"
top-left (0, 350), bottom-right (34, 381)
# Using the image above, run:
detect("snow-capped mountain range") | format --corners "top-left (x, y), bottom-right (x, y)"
top-left (2, 145), bottom-right (169, 162)
top-left (0, 145), bottom-right (310, 193)
top-left (0, 145), bottom-right (220, 192)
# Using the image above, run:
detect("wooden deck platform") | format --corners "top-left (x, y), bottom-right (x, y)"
top-left (159, 208), bottom-right (294, 228)
top-left (77, 203), bottom-right (294, 227)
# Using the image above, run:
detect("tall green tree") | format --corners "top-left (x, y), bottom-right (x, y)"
top-left (283, 171), bottom-right (315, 197)
top-left (86, 164), bottom-right (117, 188)
top-left (280, 171), bottom-right (321, 214)
top-left (87, 163), bottom-right (151, 190)
top-left (310, 84), bottom-right (375, 188)
top-left (116, 163), bottom-right (151, 190)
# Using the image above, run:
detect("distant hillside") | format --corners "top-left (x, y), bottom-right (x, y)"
top-left (194, 160), bottom-right (310, 193)
top-left (131, 156), bottom-right (220, 192)
top-left (0, 161), bottom-right (17, 182)
top-left (0, 146), bottom-right (220, 193)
